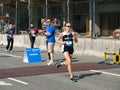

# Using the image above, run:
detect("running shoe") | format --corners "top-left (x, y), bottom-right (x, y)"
top-left (47, 60), bottom-right (54, 65)
top-left (56, 59), bottom-right (63, 68)
top-left (70, 76), bottom-right (78, 82)
top-left (9, 50), bottom-right (13, 53)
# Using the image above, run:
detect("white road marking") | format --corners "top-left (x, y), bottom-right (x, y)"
top-left (8, 78), bottom-right (28, 85)
top-left (90, 70), bottom-right (120, 77)
top-left (0, 81), bottom-right (12, 86)
top-left (0, 53), bottom-right (22, 58)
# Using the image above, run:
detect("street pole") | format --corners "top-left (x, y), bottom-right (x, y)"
top-left (67, 0), bottom-right (70, 22)
top-left (1, 0), bottom-right (4, 34)
top-left (89, 0), bottom-right (95, 38)
top-left (28, 0), bottom-right (31, 27)
top-left (15, 0), bottom-right (18, 34)
top-left (46, 0), bottom-right (48, 18)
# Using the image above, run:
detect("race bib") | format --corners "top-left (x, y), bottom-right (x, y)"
top-left (65, 41), bottom-right (72, 46)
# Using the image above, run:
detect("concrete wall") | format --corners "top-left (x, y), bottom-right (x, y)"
top-left (1, 34), bottom-right (120, 57)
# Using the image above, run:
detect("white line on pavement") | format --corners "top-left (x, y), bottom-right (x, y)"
top-left (0, 53), bottom-right (22, 58)
top-left (90, 70), bottom-right (120, 77)
top-left (0, 81), bottom-right (12, 86)
top-left (8, 78), bottom-right (28, 85)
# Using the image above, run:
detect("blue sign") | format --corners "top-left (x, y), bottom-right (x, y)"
top-left (23, 48), bottom-right (42, 63)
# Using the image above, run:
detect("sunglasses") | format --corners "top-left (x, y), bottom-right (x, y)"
top-left (66, 26), bottom-right (71, 27)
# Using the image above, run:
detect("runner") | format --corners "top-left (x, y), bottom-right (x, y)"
top-left (56, 22), bottom-right (78, 82)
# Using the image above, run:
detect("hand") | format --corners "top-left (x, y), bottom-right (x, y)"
top-left (9, 34), bottom-right (14, 38)
top-left (61, 41), bottom-right (66, 45)
top-left (39, 29), bottom-right (46, 33)
top-left (28, 31), bottom-right (31, 34)
top-left (39, 29), bottom-right (42, 33)
top-left (72, 37), bottom-right (78, 43)
top-left (72, 32), bottom-right (78, 43)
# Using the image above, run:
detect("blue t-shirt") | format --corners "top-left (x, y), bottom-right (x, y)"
top-left (6, 29), bottom-right (15, 40)
top-left (45, 25), bottom-right (55, 42)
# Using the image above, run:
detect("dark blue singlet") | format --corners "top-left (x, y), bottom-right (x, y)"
top-left (62, 32), bottom-right (74, 54)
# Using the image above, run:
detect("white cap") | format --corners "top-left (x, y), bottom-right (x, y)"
top-left (46, 19), bottom-right (51, 22)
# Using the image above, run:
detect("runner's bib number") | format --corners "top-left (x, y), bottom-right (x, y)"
top-left (65, 41), bottom-right (72, 46)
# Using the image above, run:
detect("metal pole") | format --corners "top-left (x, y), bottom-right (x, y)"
top-left (89, 0), bottom-right (95, 38)
top-left (63, 3), bottom-right (66, 26)
top-left (28, 0), bottom-right (31, 27)
top-left (67, 0), bottom-right (69, 22)
top-left (46, 0), bottom-right (48, 18)
top-left (93, 0), bottom-right (95, 38)
top-left (15, 0), bottom-right (18, 34)
top-left (1, 0), bottom-right (4, 34)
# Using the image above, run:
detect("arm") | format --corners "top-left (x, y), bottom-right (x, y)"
top-left (72, 32), bottom-right (78, 43)
top-left (38, 29), bottom-right (46, 36)
top-left (6, 30), bottom-right (12, 37)
top-left (56, 33), bottom-right (66, 45)
top-left (11, 29), bottom-right (15, 38)
top-left (34, 28), bottom-right (39, 33)
top-left (6, 30), bottom-right (9, 36)
top-left (39, 29), bottom-right (45, 33)
top-left (27, 28), bottom-right (30, 33)
top-left (44, 31), bottom-right (51, 36)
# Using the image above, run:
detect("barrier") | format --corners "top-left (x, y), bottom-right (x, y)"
top-left (19, 31), bottom-right (27, 35)
top-left (104, 52), bottom-right (120, 64)
top-left (1, 34), bottom-right (120, 57)
top-left (23, 48), bottom-right (42, 63)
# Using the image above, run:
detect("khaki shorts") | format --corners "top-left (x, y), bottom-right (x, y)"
top-left (47, 42), bottom-right (55, 53)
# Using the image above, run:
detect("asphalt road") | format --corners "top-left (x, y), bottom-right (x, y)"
top-left (0, 45), bottom-right (120, 90)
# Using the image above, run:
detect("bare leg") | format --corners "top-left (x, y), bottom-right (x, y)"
top-left (50, 52), bottom-right (54, 61)
top-left (61, 52), bottom-right (73, 78)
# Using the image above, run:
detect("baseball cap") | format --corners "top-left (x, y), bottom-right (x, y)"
top-left (46, 19), bottom-right (51, 22)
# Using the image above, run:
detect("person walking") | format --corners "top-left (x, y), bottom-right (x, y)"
top-left (5, 23), bottom-right (15, 52)
top-left (27, 22), bottom-right (39, 48)
top-left (44, 19), bottom-right (56, 65)
top-left (56, 22), bottom-right (78, 82)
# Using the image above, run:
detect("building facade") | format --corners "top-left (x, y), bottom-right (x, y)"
top-left (0, 0), bottom-right (120, 37)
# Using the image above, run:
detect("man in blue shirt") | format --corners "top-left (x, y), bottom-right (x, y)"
top-left (44, 19), bottom-right (56, 65)
top-left (5, 23), bottom-right (15, 52)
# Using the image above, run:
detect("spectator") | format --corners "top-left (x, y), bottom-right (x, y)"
top-left (27, 22), bottom-right (39, 48)
top-left (44, 19), bottom-right (56, 65)
top-left (5, 23), bottom-right (15, 52)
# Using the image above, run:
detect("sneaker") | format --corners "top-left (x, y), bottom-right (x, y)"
top-left (47, 60), bottom-right (53, 65)
top-left (56, 59), bottom-right (63, 68)
top-left (9, 50), bottom-right (13, 53)
top-left (70, 76), bottom-right (77, 82)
